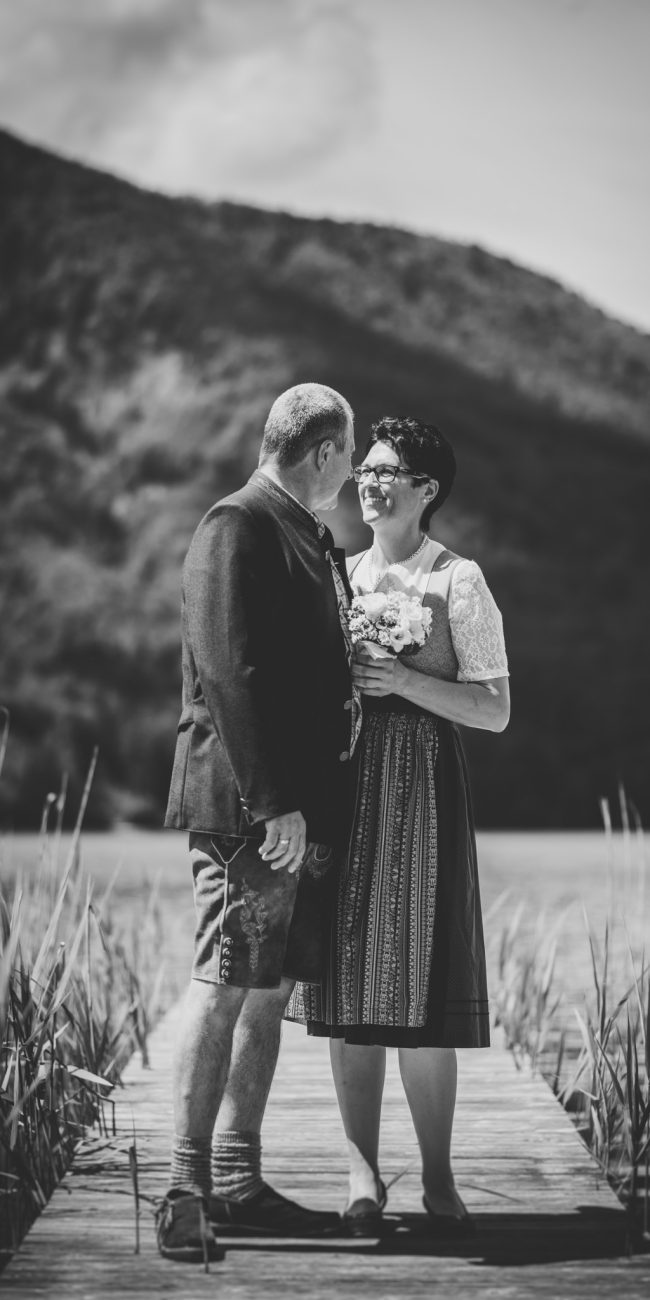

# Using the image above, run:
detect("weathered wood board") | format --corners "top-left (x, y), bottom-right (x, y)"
top-left (2, 998), bottom-right (649, 1298)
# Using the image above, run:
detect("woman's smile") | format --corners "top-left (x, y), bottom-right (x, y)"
top-left (361, 489), bottom-right (389, 512)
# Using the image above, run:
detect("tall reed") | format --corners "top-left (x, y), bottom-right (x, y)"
top-left (0, 746), bottom-right (167, 1260)
top-left (489, 798), bottom-right (649, 1249)
top-left (566, 918), bottom-right (649, 1249)
top-left (488, 893), bottom-right (565, 1074)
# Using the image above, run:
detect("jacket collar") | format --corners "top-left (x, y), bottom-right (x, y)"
top-left (250, 469), bottom-right (328, 540)
top-left (249, 470), bottom-right (351, 597)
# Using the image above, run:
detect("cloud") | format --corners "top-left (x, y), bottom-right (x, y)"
top-left (0, 0), bottom-right (377, 194)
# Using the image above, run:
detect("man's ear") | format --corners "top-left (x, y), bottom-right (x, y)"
top-left (316, 439), bottom-right (333, 469)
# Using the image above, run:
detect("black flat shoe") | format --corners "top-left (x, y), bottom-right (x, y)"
top-left (422, 1194), bottom-right (476, 1238)
top-left (343, 1179), bottom-right (387, 1238)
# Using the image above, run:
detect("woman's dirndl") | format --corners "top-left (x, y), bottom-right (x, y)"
top-left (287, 538), bottom-right (509, 1049)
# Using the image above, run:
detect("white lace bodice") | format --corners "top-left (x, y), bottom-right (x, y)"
top-left (349, 542), bottom-right (508, 683)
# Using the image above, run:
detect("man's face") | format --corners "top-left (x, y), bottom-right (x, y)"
top-left (314, 416), bottom-right (355, 511)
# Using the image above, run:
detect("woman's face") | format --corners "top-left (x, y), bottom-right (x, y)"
top-left (357, 440), bottom-right (435, 530)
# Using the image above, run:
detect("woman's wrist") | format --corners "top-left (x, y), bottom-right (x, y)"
top-left (393, 658), bottom-right (413, 699)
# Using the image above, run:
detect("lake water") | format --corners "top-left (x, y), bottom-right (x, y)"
top-left (2, 829), bottom-right (648, 1015)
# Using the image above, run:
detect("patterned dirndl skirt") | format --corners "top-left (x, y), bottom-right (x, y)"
top-left (286, 701), bottom-right (490, 1047)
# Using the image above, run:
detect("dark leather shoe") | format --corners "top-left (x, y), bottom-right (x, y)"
top-left (422, 1194), bottom-right (476, 1237)
top-left (156, 1189), bottom-right (225, 1263)
top-left (209, 1182), bottom-right (342, 1237)
top-left (342, 1179), bottom-right (386, 1238)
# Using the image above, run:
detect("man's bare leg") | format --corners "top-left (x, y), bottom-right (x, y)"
top-left (209, 977), bottom-right (341, 1233)
top-left (158, 979), bottom-right (246, 1262)
top-left (167, 978), bottom-right (246, 1200)
top-left (173, 979), bottom-right (247, 1137)
top-left (215, 977), bottom-right (294, 1133)
top-left (211, 978), bottom-right (293, 1201)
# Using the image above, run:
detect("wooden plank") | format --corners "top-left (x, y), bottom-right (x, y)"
top-left (2, 1000), bottom-right (649, 1299)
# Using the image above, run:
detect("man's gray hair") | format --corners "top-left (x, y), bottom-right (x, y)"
top-left (260, 383), bottom-right (353, 469)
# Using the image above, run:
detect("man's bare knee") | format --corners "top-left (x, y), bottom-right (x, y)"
top-left (187, 977), bottom-right (247, 1025)
top-left (241, 976), bottom-right (295, 1021)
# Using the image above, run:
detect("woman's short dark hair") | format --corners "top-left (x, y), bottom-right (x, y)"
top-left (367, 416), bottom-right (456, 529)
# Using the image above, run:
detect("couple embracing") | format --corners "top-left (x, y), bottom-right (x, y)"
top-left (158, 383), bottom-right (510, 1262)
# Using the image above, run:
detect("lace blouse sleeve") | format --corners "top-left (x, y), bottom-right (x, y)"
top-left (449, 560), bottom-right (509, 682)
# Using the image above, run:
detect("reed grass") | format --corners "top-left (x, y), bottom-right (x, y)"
top-left (0, 742), bottom-right (167, 1261)
top-left (487, 892), bottom-right (566, 1074)
top-left (490, 795), bottom-right (649, 1250)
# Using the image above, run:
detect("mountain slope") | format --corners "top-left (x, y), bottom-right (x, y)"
top-left (1, 128), bottom-right (649, 828)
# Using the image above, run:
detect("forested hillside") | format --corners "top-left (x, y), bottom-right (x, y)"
top-left (1, 128), bottom-right (649, 828)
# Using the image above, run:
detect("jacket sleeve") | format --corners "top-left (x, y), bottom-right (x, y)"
top-left (183, 502), bottom-right (296, 826)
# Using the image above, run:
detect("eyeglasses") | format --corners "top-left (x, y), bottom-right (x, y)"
top-left (352, 464), bottom-right (430, 485)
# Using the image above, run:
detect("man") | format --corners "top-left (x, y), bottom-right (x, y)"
top-left (157, 383), bottom-right (358, 1262)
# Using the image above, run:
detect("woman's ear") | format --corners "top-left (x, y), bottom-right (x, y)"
top-left (425, 479), bottom-right (439, 502)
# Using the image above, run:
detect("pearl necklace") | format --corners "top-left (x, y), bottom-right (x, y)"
top-left (368, 533), bottom-right (429, 590)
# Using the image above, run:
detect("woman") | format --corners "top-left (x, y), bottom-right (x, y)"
top-left (290, 416), bottom-right (510, 1235)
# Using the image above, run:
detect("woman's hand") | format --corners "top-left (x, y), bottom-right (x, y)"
top-left (352, 649), bottom-right (409, 698)
top-left (353, 648), bottom-right (510, 731)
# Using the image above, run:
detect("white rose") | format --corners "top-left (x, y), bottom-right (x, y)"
top-left (358, 592), bottom-right (389, 623)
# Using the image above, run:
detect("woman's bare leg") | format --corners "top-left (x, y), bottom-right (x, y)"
top-left (398, 1045), bottom-right (466, 1217)
top-left (329, 1039), bottom-right (386, 1206)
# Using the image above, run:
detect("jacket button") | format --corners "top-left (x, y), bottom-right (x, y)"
top-left (343, 699), bottom-right (353, 711)
top-left (339, 750), bottom-right (350, 762)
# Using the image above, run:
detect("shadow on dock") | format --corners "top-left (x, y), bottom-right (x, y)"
top-left (216, 1206), bottom-right (648, 1266)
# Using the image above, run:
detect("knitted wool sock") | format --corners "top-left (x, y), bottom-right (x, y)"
top-left (169, 1134), bottom-right (212, 1198)
top-left (211, 1129), bottom-right (264, 1201)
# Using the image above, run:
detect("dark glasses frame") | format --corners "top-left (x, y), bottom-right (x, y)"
top-left (352, 464), bottom-right (431, 485)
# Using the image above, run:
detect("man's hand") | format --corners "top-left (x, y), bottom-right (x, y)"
top-left (259, 810), bottom-right (306, 874)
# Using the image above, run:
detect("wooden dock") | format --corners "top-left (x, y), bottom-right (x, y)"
top-left (2, 999), bottom-right (649, 1298)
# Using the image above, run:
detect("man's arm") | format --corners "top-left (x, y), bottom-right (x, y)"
top-left (184, 502), bottom-right (298, 830)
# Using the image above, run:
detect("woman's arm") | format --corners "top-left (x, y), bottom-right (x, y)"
top-left (352, 654), bottom-right (510, 732)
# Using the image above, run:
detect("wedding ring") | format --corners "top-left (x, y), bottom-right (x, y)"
top-left (279, 838), bottom-right (290, 845)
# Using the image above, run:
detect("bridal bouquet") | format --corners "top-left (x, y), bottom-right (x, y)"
top-left (347, 591), bottom-right (433, 659)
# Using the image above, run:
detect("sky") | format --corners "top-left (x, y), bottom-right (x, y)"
top-left (1, 0), bottom-right (649, 330)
